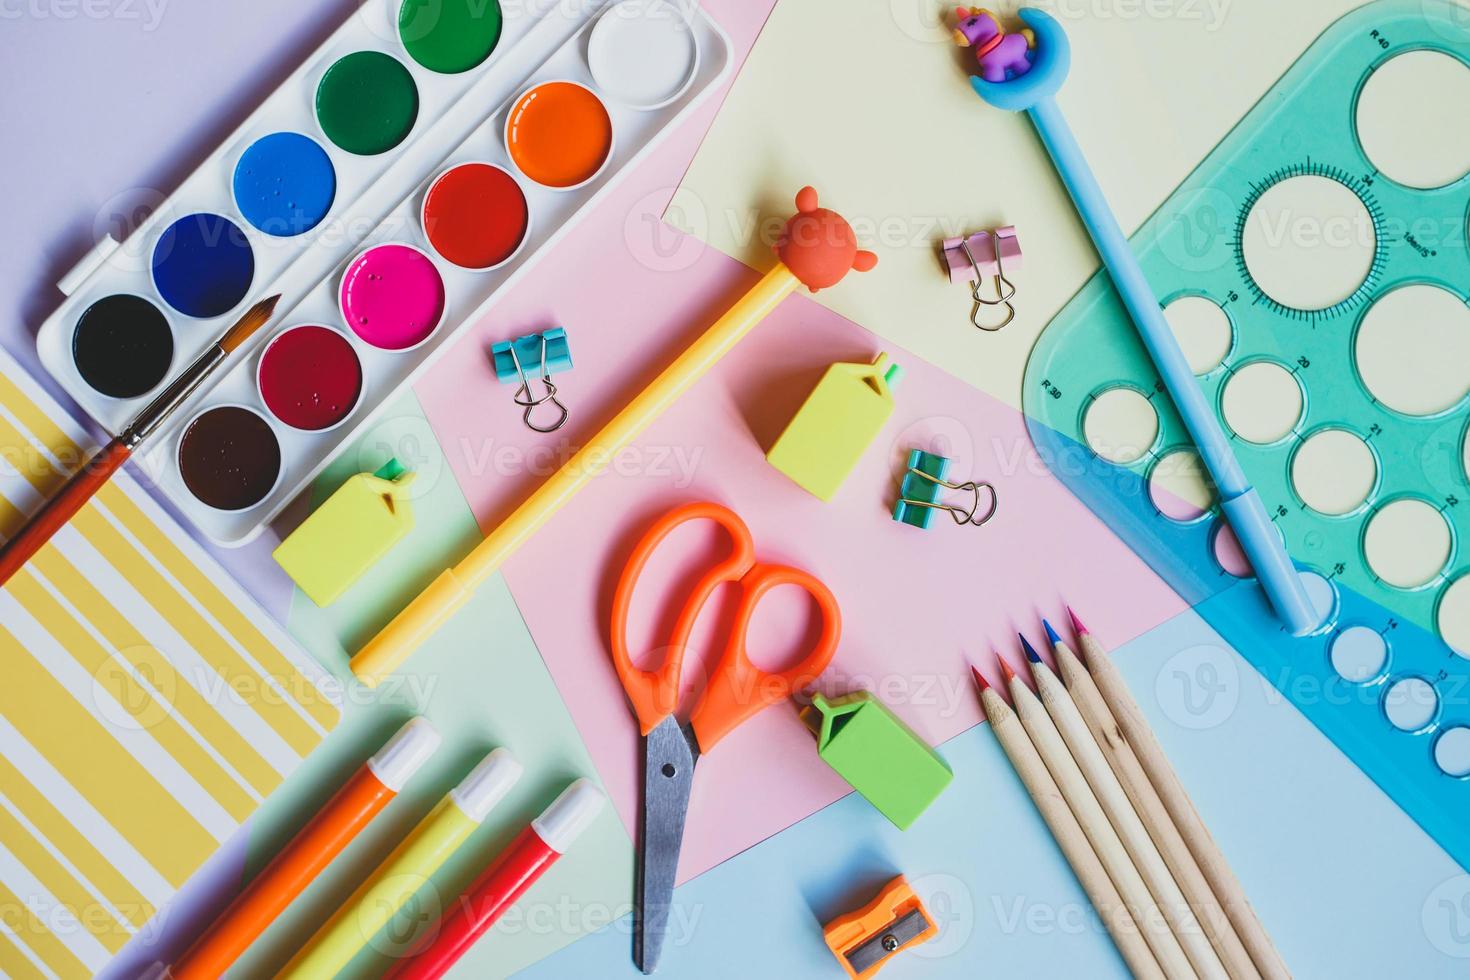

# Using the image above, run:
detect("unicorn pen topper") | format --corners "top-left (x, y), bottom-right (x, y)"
top-left (952, 7), bottom-right (1035, 83)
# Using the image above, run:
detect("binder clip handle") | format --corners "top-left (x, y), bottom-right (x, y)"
top-left (903, 467), bottom-right (998, 527)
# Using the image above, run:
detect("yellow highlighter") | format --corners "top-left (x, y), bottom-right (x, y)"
top-left (278, 748), bottom-right (523, 978)
top-left (351, 186), bottom-right (878, 686)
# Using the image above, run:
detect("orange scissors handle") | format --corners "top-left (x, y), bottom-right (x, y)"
top-left (610, 502), bottom-right (841, 751)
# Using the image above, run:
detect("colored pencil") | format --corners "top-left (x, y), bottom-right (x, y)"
top-left (1022, 635), bottom-right (1226, 980)
top-left (973, 667), bottom-right (1165, 980)
top-left (1069, 609), bottom-right (1291, 980)
top-left (383, 779), bottom-right (605, 980)
top-left (1000, 659), bottom-right (1196, 979)
top-left (0, 294), bottom-right (280, 587)
top-left (167, 717), bottom-right (440, 980)
top-left (1045, 620), bottom-right (1260, 979)
top-left (279, 748), bottom-right (523, 979)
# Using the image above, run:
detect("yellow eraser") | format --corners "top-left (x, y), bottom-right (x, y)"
top-left (274, 460), bottom-right (416, 607)
top-left (766, 353), bottom-right (902, 501)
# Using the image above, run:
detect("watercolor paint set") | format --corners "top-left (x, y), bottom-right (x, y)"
top-left (34, 0), bottom-right (729, 545)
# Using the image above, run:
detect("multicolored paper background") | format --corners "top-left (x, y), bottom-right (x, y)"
top-left (2, 0), bottom-right (1469, 976)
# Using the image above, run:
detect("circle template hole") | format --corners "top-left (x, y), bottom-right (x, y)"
top-left (1291, 429), bottom-right (1377, 516)
top-left (1162, 295), bottom-right (1233, 375)
top-left (1357, 51), bottom-right (1470, 190)
top-left (1240, 175), bottom-right (1376, 312)
top-left (1083, 387), bottom-right (1158, 466)
top-left (1149, 450), bottom-right (1214, 522)
top-left (1356, 284), bottom-right (1470, 417)
top-left (1212, 522), bottom-right (1253, 578)
top-left (1330, 625), bottom-right (1388, 683)
top-left (1221, 362), bottom-right (1302, 444)
top-left (1464, 424), bottom-right (1470, 485)
top-left (1365, 498), bottom-right (1452, 589)
top-left (1438, 574), bottom-right (1470, 659)
top-left (1384, 676), bottom-right (1438, 732)
top-left (1299, 570), bottom-right (1338, 632)
top-left (1435, 726), bottom-right (1470, 778)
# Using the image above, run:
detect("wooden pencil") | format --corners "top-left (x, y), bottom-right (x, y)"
top-left (1069, 610), bottom-right (1291, 980)
top-left (1022, 637), bottom-right (1228, 980)
top-left (1001, 660), bottom-right (1198, 979)
top-left (975, 668), bottom-right (1166, 980)
top-left (1046, 622), bottom-right (1260, 980)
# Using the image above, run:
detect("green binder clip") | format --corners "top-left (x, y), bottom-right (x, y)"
top-left (891, 448), bottom-right (998, 530)
top-left (800, 691), bottom-right (953, 830)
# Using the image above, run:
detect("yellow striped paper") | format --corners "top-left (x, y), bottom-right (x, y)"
top-left (0, 349), bottom-right (341, 977)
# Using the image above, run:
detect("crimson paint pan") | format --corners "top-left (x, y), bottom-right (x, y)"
top-left (256, 324), bottom-right (365, 432)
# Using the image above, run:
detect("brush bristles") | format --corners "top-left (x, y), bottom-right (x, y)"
top-left (219, 294), bottom-right (281, 353)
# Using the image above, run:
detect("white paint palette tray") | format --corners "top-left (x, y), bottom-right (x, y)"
top-left (33, 0), bottom-right (729, 545)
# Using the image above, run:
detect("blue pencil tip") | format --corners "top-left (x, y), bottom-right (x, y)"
top-left (1019, 633), bottom-right (1042, 663)
top-left (1043, 619), bottom-right (1062, 646)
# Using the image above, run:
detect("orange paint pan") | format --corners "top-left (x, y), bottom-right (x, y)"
top-left (504, 80), bottom-right (615, 190)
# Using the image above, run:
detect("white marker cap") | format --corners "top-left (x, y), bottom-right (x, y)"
top-left (367, 717), bottom-right (442, 791)
top-left (532, 779), bottom-right (606, 853)
top-left (449, 748), bottom-right (524, 822)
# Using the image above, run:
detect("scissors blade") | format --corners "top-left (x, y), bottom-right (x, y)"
top-left (635, 716), bottom-right (699, 974)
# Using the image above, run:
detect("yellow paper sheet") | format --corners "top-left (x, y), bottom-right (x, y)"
top-left (670, 0), bottom-right (1369, 407)
top-left (0, 349), bottom-right (340, 977)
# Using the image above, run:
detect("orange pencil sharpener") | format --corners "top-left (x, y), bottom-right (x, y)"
top-left (822, 875), bottom-right (938, 978)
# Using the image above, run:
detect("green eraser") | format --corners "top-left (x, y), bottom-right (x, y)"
top-left (273, 461), bottom-right (417, 607)
top-left (766, 353), bottom-right (899, 501)
top-left (801, 691), bottom-right (953, 830)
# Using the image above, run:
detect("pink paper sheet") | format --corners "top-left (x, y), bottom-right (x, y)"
top-left (419, 282), bottom-right (1187, 884)
top-left (413, 2), bottom-right (1186, 884)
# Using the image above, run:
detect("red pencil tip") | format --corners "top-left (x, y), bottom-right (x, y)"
top-left (998, 658), bottom-right (1017, 682)
top-left (1067, 606), bottom-right (1089, 636)
top-left (970, 664), bottom-right (990, 692)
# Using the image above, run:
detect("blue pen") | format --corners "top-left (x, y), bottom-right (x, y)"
top-left (965, 8), bottom-right (1318, 636)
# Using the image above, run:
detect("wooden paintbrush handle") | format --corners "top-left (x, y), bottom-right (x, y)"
top-left (0, 438), bottom-right (132, 586)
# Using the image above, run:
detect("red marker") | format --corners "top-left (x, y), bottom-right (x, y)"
top-left (384, 779), bottom-right (605, 980)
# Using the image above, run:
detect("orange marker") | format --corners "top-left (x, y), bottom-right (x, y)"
top-left (823, 876), bottom-right (938, 979)
top-left (166, 718), bottom-right (441, 980)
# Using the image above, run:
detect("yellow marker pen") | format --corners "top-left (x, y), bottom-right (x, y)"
top-left (278, 748), bottom-right (523, 978)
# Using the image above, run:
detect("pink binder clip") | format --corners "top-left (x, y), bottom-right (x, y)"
top-left (941, 227), bottom-right (1021, 331)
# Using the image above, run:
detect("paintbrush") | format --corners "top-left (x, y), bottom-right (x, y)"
top-left (0, 294), bottom-right (281, 586)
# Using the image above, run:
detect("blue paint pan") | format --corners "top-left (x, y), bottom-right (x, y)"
top-left (232, 132), bottom-right (337, 237)
top-left (151, 212), bottom-right (255, 319)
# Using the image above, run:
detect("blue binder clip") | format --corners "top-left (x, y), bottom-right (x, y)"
top-left (490, 328), bottom-right (573, 433)
top-left (892, 449), bottom-right (998, 530)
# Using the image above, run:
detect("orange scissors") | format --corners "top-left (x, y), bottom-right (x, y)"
top-left (610, 501), bottom-right (841, 973)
